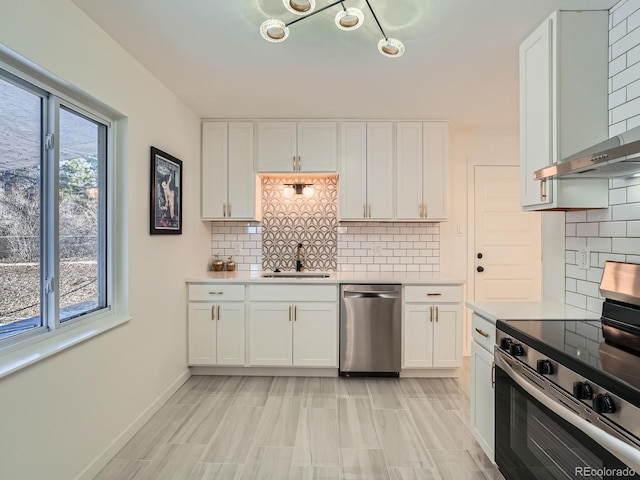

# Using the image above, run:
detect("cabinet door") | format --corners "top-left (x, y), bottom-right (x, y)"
top-left (297, 121), bottom-right (337, 172)
top-left (422, 122), bottom-right (448, 220)
top-left (216, 302), bottom-right (246, 365)
top-left (249, 302), bottom-right (292, 366)
top-left (188, 303), bottom-right (216, 365)
top-left (367, 122), bottom-right (394, 220)
top-left (403, 304), bottom-right (433, 368)
top-left (471, 341), bottom-right (495, 462)
top-left (339, 122), bottom-right (367, 220)
top-left (201, 122), bottom-right (228, 219)
top-left (432, 304), bottom-right (461, 368)
top-left (395, 122), bottom-right (423, 220)
top-left (257, 122), bottom-right (297, 172)
top-left (519, 18), bottom-right (553, 208)
top-left (227, 122), bottom-right (256, 219)
top-left (293, 302), bottom-right (338, 367)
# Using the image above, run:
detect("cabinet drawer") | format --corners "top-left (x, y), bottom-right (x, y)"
top-left (188, 284), bottom-right (245, 301)
top-left (471, 313), bottom-right (495, 353)
top-left (250, 284), bottom-right (337, 302)
top-left (404, 285), bottom-right (462, 303)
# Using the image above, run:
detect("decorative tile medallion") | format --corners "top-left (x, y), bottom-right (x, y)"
top-left (262, 177), bottom-right (337, 272)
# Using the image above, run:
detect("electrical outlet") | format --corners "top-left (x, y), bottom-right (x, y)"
top-left (233, 242), bottom-right (242, 255)
top-left (372, 243), bottom-right (384, 256)
top-left (578, 247), bottom-right (591, 270)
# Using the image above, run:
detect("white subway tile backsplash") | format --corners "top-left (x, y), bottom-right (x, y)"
top-left (565, 2), bottom-right (640, 303)
top-left (566, 236), bottom-right (588, 250)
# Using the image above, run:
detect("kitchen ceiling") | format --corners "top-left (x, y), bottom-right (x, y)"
top-left (71, 0), bottom-right (617, 128)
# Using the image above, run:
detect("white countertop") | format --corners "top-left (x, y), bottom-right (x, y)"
top-left (466, 301), bottom-right (602, 324)
top-left (187, 270), bottom-right (464, 285)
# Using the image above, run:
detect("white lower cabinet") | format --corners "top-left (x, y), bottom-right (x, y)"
top-left (187, 281), bottom-right (246, 366)
top-left (249, 285), bottom-right (338, 367)
top-left (402, 285), bottom-right (462, 368)
top-left (470, 312), bottom-right (496, 462)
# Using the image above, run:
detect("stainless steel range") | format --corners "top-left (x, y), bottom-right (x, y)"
top-left (494, 261), bottom-right (640, 480)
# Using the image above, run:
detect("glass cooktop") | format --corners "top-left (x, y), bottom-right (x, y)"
top-left (496, 318), bottom-right (640, 405)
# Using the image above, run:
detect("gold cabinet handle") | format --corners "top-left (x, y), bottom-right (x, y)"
top-left (363, 204), bottom-right (367, 218)
top-left (292, 156), bottom-right (296, 171)
top-left (429, 306), bottom-right (433, 322)
top-left (209, 291), bottom-right (223, 295)
top-left (294, 304), bottom-right (298, 321)
top-left (424, 204), bottom-right (428, 218)
top-left (368, 204), bottom-right (372, 218)
top-left (217, 304), bottom-right (221, 321)
top-left (540, 179), bottom-right (547, 201)
top-left (297, 156), bottom-right (301, 171)
top-left (211, 305), bottom-right (216, 321)
top-left (228, 204), bottom-right (231, 217)
top-left (475, 327), bottom-right (489, 338)
top-left (427, 293), bottom-right (442, 297)
top-left (223, 203), bottom-right (226, 217)
top-left (289, 305), bottom-right (292, 322)
top-left (435, 306), bottom-right (439, 322)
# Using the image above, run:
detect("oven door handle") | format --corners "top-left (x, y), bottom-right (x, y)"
top-left (496, 352), bottom-right (640, 472)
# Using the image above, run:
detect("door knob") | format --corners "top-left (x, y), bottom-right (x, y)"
top-left (477, 253), bottom-right (483, 259)
top-left (477, 266), bottom-right (484, 272)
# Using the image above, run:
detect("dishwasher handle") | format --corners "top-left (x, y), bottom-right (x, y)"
top-left (343, 290), bottom-right (400, 299)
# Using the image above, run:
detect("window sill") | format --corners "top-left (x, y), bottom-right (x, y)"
top-left (0, 313), bottom-right (131, 380)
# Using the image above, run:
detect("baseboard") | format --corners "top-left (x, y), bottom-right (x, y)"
top-left (190, 366), bottom-right (339, 377)
top-left (75, 368), bottom-right (191, 480)
top-left (400, 367), bottom-right (460, 378)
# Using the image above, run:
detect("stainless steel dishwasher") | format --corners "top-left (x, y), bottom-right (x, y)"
top-left (339, 284), bottom-right (402, 377)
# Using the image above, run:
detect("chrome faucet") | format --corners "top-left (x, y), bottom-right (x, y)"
top-left (296, 243), bottom-right (303, 272)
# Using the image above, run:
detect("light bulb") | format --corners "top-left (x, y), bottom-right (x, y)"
top-left (283, 185), bottom-right (295, 198)
top-left (302, 185), bottom-right (314, 198)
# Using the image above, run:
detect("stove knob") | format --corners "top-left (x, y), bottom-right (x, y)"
top-left (510, 343), bottom-right (525, 356)
top-left (500, 338), bottom-right (513, 351)
top-left (536, 359), bottom-right (554, 375)
top-left (572, 382), bottom-right (593, 400)
top-left (593, 394), bottom-right (616, 414)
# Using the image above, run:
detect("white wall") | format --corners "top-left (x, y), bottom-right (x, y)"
top-left (564, 0), bottom-right (640, 313)
top-left (0, 1), bottom-right (209, 479)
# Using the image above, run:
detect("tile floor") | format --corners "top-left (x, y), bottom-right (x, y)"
top-left (94, 365), bottom-right (504, 480)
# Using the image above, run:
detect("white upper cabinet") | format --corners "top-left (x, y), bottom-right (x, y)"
top-left (396, 122), bottom-right (448, 220)
top-left (202, 121), bottom-right (257, 220)
top-left (339, 122), bottom-right (393, 220)
top-left (257, 121), bottom-right (337, 173)
top-left (519, 11), bottom-right (609, 210)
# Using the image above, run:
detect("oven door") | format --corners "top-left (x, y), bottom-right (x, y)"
top-left (494, 350), bottom-right (640, 480)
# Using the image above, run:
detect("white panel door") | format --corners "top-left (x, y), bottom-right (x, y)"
top-left (216, 302), bottom-right (246, 365)
top-left (292, 302), bottom-right (338, 367)
top-left (227, 122), bottom-right (255, 219)
top-left (471, 341), bottom-right (495, 462)
top-left (475, 166), bottom-right (542, 301)
top-left (257, 122), bottom-right (297, 172)
top-left (249, 302), bottom-right (292, 366)
top-left (339, 122), bottom-right (367, 220)
top-left (395, 122), bottom-right (423, 220)
top-left (188, 303), bottom-right (216, 365)
top-left (403, 304), bottom-right (433, 368)
top-left (520, 18), bottom-right (552, 208)
top-left (297, 121), bottom-right (337, 172)
top-left (367, 122), bottom-right (394, 220)
top-left (201, 122), bottom-right (228, 219)
top-left (432, 304), bottom-right (461, 368)
top-left (422, 122), bottom-right (448, 220)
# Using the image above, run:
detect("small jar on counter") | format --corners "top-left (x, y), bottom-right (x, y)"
top-left (225, 256), bottom-right (236, 272)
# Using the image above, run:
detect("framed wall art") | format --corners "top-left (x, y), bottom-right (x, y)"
top-left (150, 146), bottom-right (182, 235)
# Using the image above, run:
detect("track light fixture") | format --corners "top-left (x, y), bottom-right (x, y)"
top-left (260, 0), bottom-right (405, 58)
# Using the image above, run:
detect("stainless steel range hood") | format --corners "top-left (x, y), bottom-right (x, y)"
top-left (533, 125), bottom-right (640, 179)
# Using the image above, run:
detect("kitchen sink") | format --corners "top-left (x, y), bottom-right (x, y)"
top-left (261, 272), bottom-right (331, 278)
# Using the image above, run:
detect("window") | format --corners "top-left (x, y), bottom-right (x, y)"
top-left (0, 68), bottom-right (110, 346)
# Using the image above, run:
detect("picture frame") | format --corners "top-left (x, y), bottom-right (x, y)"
top-left (150, 146), bottom-right (182, 235)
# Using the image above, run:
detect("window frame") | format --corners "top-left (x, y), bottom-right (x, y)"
top-left (0, 45), bottom-right (128, 376)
